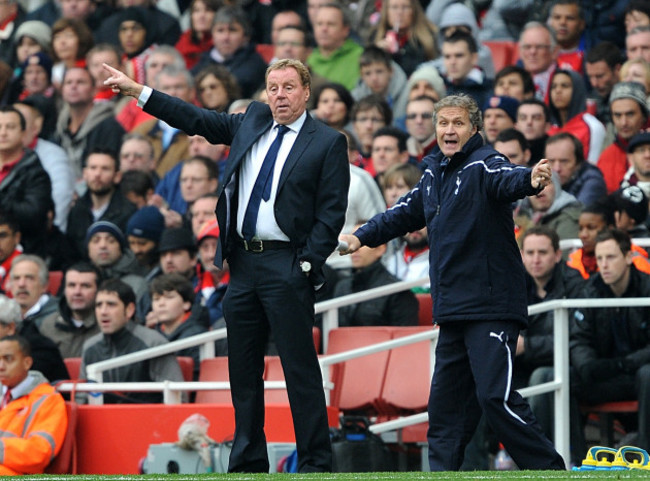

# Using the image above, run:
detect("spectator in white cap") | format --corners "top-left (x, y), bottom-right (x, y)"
top-left (12, 20), bottom-right (51, 74)
top-left (392, 64), bottom-right (446, 129)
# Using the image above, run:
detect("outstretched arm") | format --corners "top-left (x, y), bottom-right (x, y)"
top-left (102, 63), bottom-right (145, 99)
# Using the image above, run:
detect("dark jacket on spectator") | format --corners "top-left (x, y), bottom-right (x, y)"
top-left (66, 187), bottom-right (137, 260)
top-left (0, 149), bottom-right (51, 254)
top-left (79, 321), bottom-right (184, 403)
top-left (191, 43), bottom-right (267, 98)
top-left (562, 161), bottom-right (607, 207)
top-left (518, 263), bottom-right (584, 375)
top-left (571, 265), bottom-right (650, 385)
top-left (18, 320), bottom-right (69, 382)
top-left (156, 304), bottom-right (209, 380)
top-left (333, 260), bottom-right (418, 327)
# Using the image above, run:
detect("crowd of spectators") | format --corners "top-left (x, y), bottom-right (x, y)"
top-left (1, 0), bottom-right (650, 470)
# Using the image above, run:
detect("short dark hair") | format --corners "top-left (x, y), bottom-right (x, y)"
top-left (0, 210), bottom-right (20, 233)
top-left (495, 65), bottom-right (535, 97)
top-left (359, 45), bottom-right (393, 68)
top-left (626, 0), bottom-right (650, 20)
top-left (582, 198), bottom-right (615, 226)
top-left (64, 261), bottom-right (101, 289)
top-left (546, 132), bottom-right (585, 164)
top-left (0, 105), bottom-right (26, 131)
top-left (85, 147), bottom-right (120, 171)
top-left (351, 94), bottom-right (393, 126)
top-left (150, 273), bottom-right (195, 304)
top-left (276, 25), bottom-right (312, 48)
top-left (585, 41), bottom-right (624, 69)
top-left (183, 156), bottom-right (219, 181)
top-left (518, 98), bottom-right (551, 123)
top-left (97, 279), bottom-right (136, 308)
top-left (443, 29), bottom-right (477, 54)
top-left (495, 128), bottom-right (530, 151)
top-left (121, 170), bottom-right (155, 199)
top-left (519, 225), bottom-right (560, 251)
top-left (373, 126), bottom-right (408, 152)
top-left (548, 0), bottom-right (582, 18)
top-left (595, 228), bottom-right (632, 255)
top-left (0, 335), bottom-right (31, 358)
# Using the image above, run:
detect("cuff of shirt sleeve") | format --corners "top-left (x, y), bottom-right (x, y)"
top-left (137, 86), bottom-right (153, 108)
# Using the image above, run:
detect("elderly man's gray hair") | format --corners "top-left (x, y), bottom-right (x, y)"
top-left (0, 295), bottom-right (21, 325)
top-left (433, 94), bottom-right (483, 132)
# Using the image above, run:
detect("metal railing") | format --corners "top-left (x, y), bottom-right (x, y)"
top-left (55, 240), bottom-right (650, 469)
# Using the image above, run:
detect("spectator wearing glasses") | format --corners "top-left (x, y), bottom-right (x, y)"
top-left (517, 22), bottom-right (559, 103)
top-left (405, 95), bottom-right (437, 163)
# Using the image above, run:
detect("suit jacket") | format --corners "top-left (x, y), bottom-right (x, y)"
top-left (144, 93), bottom-right (350, 286)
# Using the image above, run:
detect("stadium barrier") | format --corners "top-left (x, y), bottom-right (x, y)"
top-left (55, 237), bottom-right (650, 470)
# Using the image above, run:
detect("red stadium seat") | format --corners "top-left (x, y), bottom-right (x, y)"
top-left (46, 401), bottom-right (78, 474)
top-left (263, 356), bottom-right (289, 404)
top-left (195, 358), bottom-right (232, 404)
top-left (255, 44), bottom-right (274, 64)
top-left (376, 326), bottom-right (434, 416)
top-left (326, 327), bottom-right (392, 414)
top-left (416, 293), bottom-right (433, 326)
top-left (176, 356), bottom-right (194, 383)
top-left (47, 271), bottom-right (63, 296)
top-left (483, 41), bottom-right (517, 72)
top-left (63, 358), bottom-right (81, 381)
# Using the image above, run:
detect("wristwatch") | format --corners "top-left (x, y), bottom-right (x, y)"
top-left (300, 261), bottom-right (311, 275)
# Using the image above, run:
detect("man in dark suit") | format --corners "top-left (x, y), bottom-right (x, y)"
top-left (103, 59), bottom-right (350, 473)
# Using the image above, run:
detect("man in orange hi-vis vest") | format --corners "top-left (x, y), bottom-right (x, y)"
top-left (0, 313), bottom-right (67, 476)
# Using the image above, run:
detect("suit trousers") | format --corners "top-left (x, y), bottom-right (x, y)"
top-left (223, 245), bottom-right (332, 473)
top-left (427, 320), bottom-right (565, 471)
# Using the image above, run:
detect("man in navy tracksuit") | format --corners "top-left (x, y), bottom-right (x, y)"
top-left (340, 94), bottom-right (566, 471)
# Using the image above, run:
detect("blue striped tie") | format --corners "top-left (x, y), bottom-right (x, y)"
top-left (242, 125), bottom-right (290, 241)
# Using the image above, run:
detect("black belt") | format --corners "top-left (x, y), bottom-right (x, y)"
top-left (235, 236), bottom-right (291, 252)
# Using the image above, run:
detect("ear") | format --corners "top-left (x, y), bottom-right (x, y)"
top-left (125, 302), bottom-right (136, 321)
top-left (113, 170), bottom-right (123, 185)
top-left (554, 248), bottom-right (562, 264)
top-left (23, 355), bottom-right (33, 372)
top-left (33, 115), bottom-right (43, 135)
top-left (524, 148), bottom-right (531, 165)
top-left (183, 301), bottom-right (192, 312)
